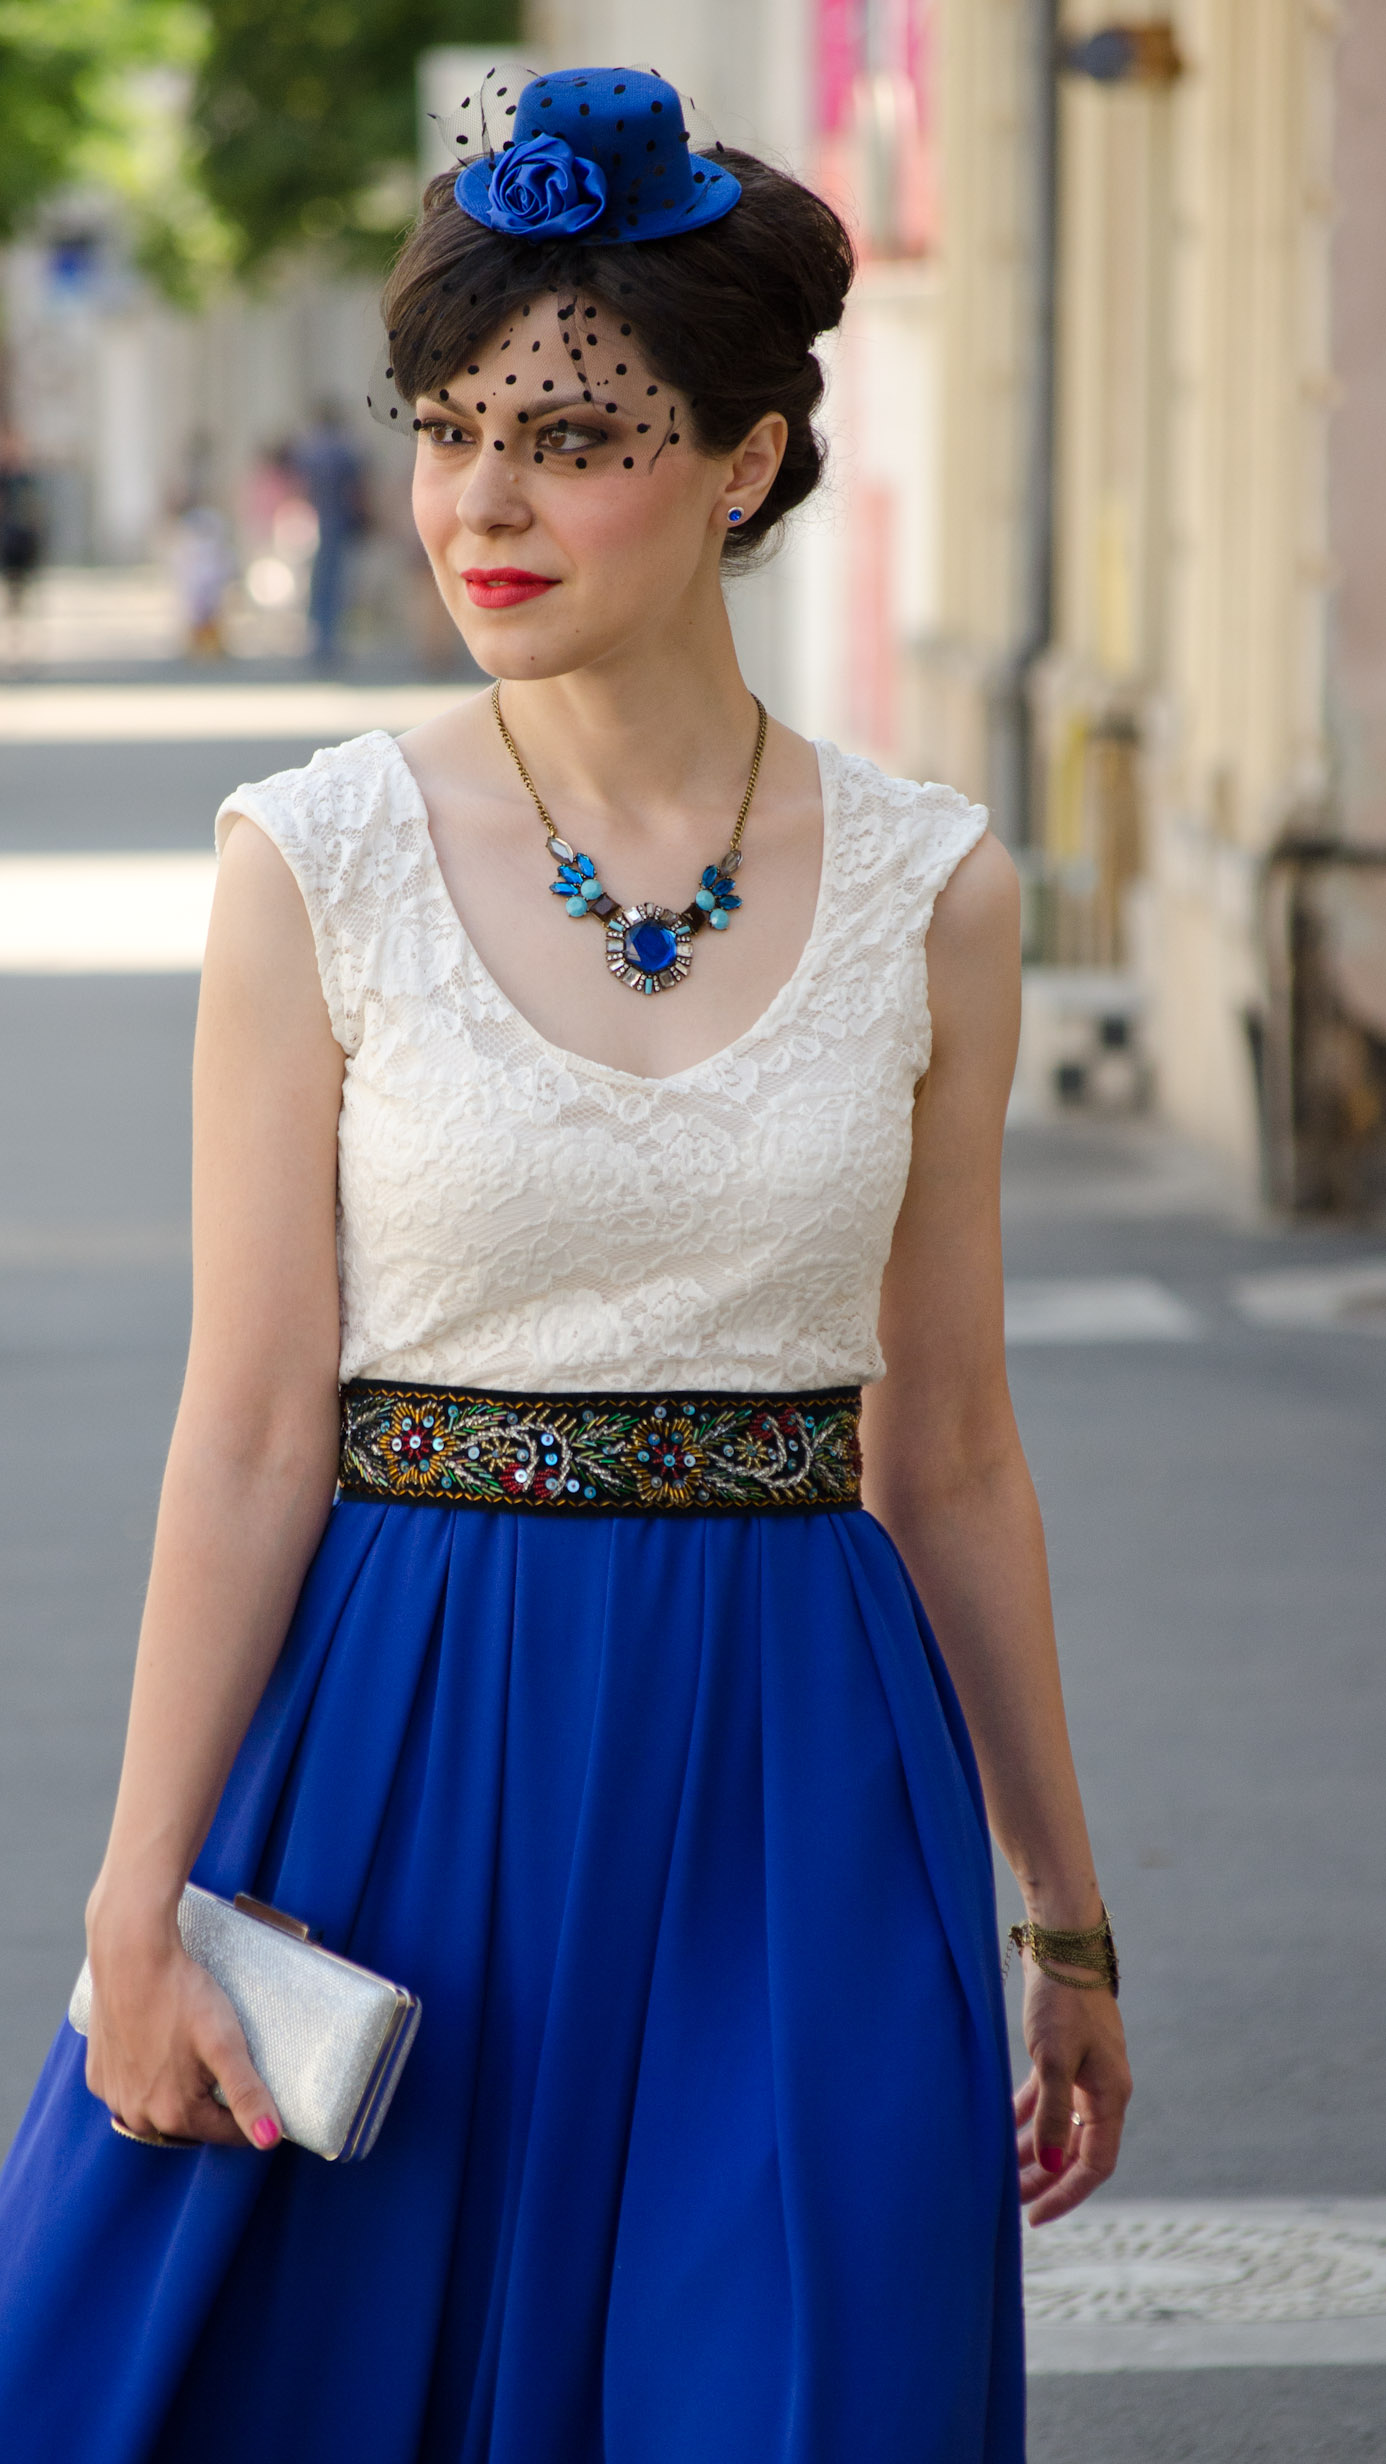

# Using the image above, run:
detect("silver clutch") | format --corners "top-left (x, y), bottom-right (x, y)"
top-left (69, 1884), bottom-right (421, 2162)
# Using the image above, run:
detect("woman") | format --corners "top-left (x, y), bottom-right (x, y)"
top-left (0, 67), bottom-right (1129, 2464)
top-left (0, 427), bottom-right (43, 658)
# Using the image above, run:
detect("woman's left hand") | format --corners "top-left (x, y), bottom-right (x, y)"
top-left (1014, 1973), bottom-right (1132, 2224)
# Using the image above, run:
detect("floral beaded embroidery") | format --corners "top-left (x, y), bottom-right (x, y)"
top-left (630, 1414), bottom-right (706, 1508)
top-left (339, 1383), bottom-right (862, 1514)
top-left (385, 1407), bottom-right (446, 1485)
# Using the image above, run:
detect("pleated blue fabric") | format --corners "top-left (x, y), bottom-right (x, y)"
top-left (0, 1500), bottom-right (1023, 2462)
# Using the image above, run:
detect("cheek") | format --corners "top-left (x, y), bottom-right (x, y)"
top-left (411, 456), bottom-right (455, 553)
top-left (557, 464), bottom-right (706, 576)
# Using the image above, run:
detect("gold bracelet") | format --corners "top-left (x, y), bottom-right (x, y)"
top-left (1003, 1903), bottom-right (1119, 1998)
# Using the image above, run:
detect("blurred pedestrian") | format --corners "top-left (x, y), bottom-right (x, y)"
top-left (291, 401), bottom-right (368, 662)
top-left (170, 501), bottom-right (234, 657)
top-left (242, 439), bottom-right (298, 549)
top-left (169, 437), bottom-right (235, 658)
top-left (0, 428), bottom-right (44, 660)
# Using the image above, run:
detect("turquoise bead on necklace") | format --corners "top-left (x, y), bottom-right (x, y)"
top-left (491, 682), bottom-right (768, 997)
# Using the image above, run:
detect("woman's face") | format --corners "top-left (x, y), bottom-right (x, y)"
top-left (410, 294), bottom-right (783, 678)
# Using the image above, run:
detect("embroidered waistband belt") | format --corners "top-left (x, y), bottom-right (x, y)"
top-left (338, 1380), bottom-right (863, 1515)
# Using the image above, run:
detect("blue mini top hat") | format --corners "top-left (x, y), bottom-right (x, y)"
top-left (454, 67), bottom-right (741, 246)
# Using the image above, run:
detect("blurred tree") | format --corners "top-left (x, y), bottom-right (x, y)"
top-left (0, 0), bottom-right (196, 239)
top-left (0, 0), bottom-right (519, 303)
top-left (195, 0), bottom-right (520, 271)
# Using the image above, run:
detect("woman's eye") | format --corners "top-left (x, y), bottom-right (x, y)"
top-left (538, 421), bottom-right (607, 457)
top-left (421, 421), bottom-right (468, 449)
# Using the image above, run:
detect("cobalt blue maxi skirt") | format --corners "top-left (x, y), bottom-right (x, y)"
top-left (0, 1502), bottom-right (1024, 2462)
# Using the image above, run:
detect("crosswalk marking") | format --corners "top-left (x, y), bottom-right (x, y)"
top-left (1004, 1276), bottom-right (1202, 1344)
top-left (0, 854), bottom-right (216, 972)
top-left (0, 682), bottom-right (472, 744)
top-left (1233, 1262), bottom-right (1386, 1333)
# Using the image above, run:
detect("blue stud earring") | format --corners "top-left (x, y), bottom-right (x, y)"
top-left (727, 506), bottom-right (745, 526)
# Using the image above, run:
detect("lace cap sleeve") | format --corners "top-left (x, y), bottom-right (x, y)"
top-left (912, 778), bottom-right (990, 906)
top-left (909, 779), bottom-right (990, 1077)
top-left (213, 731), bottom-right (406, 1054)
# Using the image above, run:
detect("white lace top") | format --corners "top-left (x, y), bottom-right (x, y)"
top-left (215, 731), bottom-right (986, 1393)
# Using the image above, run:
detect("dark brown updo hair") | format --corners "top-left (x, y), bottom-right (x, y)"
top-left (380, 150), bottom-right (856, 560)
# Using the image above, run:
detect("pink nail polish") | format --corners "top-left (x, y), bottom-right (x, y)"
top-left (251, 2117), bottom-right (280, 2149)
top-left (1039, 2144), bottom-right (1065, 2175)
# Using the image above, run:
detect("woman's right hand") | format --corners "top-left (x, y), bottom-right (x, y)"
top-left (83, 1889), bottom-right (283, 2151)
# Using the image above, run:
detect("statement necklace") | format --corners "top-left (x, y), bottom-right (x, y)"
top-left (491, 682), bottom-right (768, 997)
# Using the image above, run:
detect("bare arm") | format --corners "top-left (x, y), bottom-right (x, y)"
top-left (82, 816), bottom-right (345, 2149)
top-left (861, 833), bottom-right (1131, 2222)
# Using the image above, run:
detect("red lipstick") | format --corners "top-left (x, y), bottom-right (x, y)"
top-left (461, 568), bottom-right (557, 608)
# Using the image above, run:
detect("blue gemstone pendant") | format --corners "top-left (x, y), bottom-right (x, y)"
top-left (627, 917), bottom-right (678, 974)
top-left (606, 902), bottom-right (694, 996)
top-left (549, 841), bottom-right (744, 997)
top-left (500, 676), bottom-right (762, 1003)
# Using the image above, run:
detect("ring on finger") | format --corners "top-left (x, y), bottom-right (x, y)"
top-left (110, 2116), bottom-right (197, 2150)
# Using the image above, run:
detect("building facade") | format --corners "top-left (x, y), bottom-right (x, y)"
top-left (1037, 0), bottom-right (1341, 1179)
top-left (928, 1), bottom-right (1379, 1193)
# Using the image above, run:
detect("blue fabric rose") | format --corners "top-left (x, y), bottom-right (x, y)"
top-left (470, 135), bottom-right (607, 237)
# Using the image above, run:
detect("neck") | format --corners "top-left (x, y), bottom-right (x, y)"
top-left (494, 582), bottom-right (760, 828)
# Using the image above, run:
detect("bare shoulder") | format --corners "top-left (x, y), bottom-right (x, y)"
top-left (206, 813), bottom-right (333, 1044)
top-left (214, 806), bottom-right (314, 940)
top-left (924, 829), bottom-right (1020, 1088)
top-left (929, 827), bottom-right (1019, 963)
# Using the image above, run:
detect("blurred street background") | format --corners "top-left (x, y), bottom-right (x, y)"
top-left (2, 5), bottom-right (1385, 2459)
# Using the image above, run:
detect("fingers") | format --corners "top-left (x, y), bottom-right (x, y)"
top-left (1032, 2065), bottom-right (1080, 2178)
top-left (199, 2019), bottom-right (282, 2152)
top-left (1014, 2059), bottom-right (1080, 2176)
top-left (109, 2074), bottom-right (280, 2151)
top-left (1014, 2075), bottom-right (1077, 2197)
top-left (88, 1973), bottom-right (283, 2152)
top-left (1023, 2123), bottom-right (1121, 2225)
top-left (1017, 2072), bottom-right (1125, 2224)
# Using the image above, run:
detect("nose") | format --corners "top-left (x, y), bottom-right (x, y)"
top-left (457, 444), bottom-right (531, 535)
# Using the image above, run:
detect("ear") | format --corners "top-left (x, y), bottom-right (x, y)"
top-left (713, 411), bottom-right (788, 531)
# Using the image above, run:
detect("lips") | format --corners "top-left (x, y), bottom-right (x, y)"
top-left (461, 568), bottom-right (558, 608)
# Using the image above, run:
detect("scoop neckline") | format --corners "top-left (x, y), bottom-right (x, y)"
top-left (378, 728), bottom-right (838, 1092)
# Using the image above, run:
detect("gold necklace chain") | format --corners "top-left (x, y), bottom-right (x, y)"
top-left (490, 680), bottom-right (769, 871)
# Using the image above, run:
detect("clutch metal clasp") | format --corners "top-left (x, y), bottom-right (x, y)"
top-left (233, 1893), bottom-right (322, 1944)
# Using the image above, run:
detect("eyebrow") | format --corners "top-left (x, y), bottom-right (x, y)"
top-left (417, 391), bottom-right (613, 423)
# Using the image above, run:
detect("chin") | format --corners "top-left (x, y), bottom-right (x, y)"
top-left (445, 602), bottom-right (555, 670)
top-left (452, 607), bottom-right (634, 683)
top-left (456, 630), bottom-right (585, 683)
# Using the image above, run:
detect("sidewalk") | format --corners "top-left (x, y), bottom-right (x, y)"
top-left (0, 562), bottom-right (477, 686)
